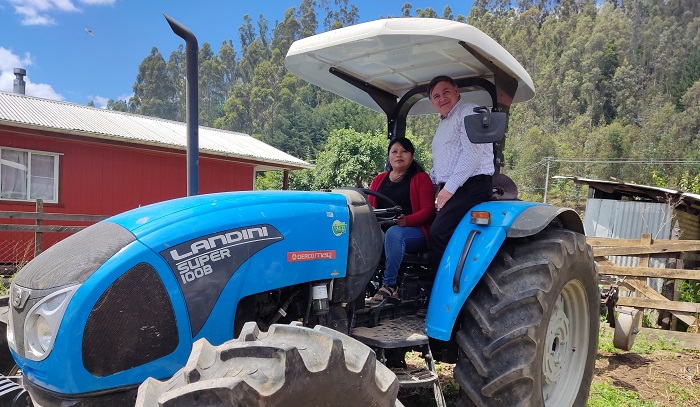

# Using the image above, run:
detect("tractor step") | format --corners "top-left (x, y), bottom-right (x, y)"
top-left (350, 315), bottom-right (446, 406)
top-left (392, 367), bottom-right (439, 388)
top-left (350, 315), bottom-right (428, 348)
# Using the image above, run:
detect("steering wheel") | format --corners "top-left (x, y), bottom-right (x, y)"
top-left (354, 188), bottom-right (402, 223)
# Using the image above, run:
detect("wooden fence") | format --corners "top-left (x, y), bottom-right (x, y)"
top-left (0, 199), bottom-right (107, 258)
top-left (589, 233), bottom-right (700, 330)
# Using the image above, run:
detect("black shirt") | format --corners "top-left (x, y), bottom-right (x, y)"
top-left (377, 174), bottom-right (413, 215)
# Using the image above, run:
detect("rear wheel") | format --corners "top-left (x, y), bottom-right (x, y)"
top-left (136, 322), bottom-right (400, 407)
top-left (455, 227), bottom-right (598, 407)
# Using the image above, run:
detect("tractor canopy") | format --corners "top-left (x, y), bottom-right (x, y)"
top-left (285, 18), bottom-right (535, 121)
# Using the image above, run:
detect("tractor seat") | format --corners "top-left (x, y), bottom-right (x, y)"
top-left (402, 251), bottom-right (431, 266)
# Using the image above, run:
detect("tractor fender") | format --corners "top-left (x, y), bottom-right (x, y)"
top-left (425, 201), bottom-right (585, 341)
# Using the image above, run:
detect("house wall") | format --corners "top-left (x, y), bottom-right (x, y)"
top-left (1, 129), bottom-right (255, 263)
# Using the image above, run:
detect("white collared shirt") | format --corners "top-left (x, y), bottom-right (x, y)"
top-left (430, 99), bottom-right (494, 194)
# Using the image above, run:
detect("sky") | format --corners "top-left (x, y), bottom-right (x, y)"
top-left (0, 0), bottom-right (474, 108)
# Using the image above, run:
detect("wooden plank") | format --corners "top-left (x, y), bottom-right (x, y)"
top-left (593, 240), bottom-right (700, 256)
top-left (624, 279), bottom-right (697, 326)
top-left (598, 265), bottom-right (700, 280)
top-left (0, 224), bottom-right (86, 233)
top-left (35, 199), bottom-right (43, 256)
top-left (616, 297), bottom-right (700, 314)
top-left (0, 211), bottom-right (107, 222)
top-left (587, 237), bottom-right (655, 247)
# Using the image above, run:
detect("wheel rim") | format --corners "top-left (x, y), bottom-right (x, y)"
top-left (543, 280), bottom-right (590, 406)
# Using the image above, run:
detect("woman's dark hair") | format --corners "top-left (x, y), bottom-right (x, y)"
top-left (386, 137), bottom-right (425, 179)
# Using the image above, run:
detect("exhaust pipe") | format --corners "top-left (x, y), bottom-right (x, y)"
top-left (164, 14), bottom-right (199, 196)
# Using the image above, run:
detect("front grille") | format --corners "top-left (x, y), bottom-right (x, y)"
top-left (82, 263), bottom-right (178, 377)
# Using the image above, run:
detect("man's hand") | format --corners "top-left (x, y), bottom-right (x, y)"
top-left (394, 214), bottom-right (407, 227)
top-left (436, 189), bottom-right (453, 211)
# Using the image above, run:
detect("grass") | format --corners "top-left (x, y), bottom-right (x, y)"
top-left (596, 323), bottom-right (683, 355)
top-left (587, 380), bottom-right (658, 407)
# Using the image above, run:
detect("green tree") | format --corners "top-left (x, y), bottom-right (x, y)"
top-left (322, 0), bottom-right (359, 30)
top-left (130, 47), bottom-right (177, 120)
top-left (401, 3), bottom-right (412, 17)
top-left (298, 0), bottom-right (318, 38)
top-left (314, 129), bottom-right (386, 188)
top-left (415, 7), bottom-right (438, 18)
top-left (199, 42), bottom-right (226, 127)
top-left (671, 51), bottom-right (700, 110)
top-left (166, 45), bottom-right (186, 121)
top-left (106, 99), bottom-right (129, 112)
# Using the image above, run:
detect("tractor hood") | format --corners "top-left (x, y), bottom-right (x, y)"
top-left (285, 18), bottom-right (535, 115)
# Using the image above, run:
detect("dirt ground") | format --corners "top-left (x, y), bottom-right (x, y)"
top-left (594, 350), bottom-right (700, 406)
top-left (399, 347), bottom-right (700, 407)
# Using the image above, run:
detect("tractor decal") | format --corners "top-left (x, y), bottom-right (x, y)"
top-left (160, 224), bottom-right (283, 336)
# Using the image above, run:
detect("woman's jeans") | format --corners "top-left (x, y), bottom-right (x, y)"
top-left (383, 225), bottom-right (426, 287)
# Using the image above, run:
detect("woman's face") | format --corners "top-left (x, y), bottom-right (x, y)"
top-left (389, 143), bottom-right (413, 173)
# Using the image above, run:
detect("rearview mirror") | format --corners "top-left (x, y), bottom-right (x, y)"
top-left (464, 106), bottom-right (507, 144)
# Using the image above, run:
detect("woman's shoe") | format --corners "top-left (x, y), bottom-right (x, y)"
top-left (372, 285), bottom-right (400, 302)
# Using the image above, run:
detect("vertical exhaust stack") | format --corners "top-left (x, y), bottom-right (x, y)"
top-left (164, 14), bottom-right (199, 197)
top-left (13, 68), bottom-right (26, 95)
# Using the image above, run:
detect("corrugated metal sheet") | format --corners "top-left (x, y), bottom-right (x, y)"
top-left (584, 198), bottom-right (672, 268)
top-left (0, 91), bottom-right (312, 170)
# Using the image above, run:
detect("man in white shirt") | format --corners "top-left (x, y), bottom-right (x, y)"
top-left (428, 75), bottom-right (494, 272)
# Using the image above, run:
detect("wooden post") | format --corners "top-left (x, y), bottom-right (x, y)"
top-left (34, 199), bottom-right (43, 257)
top-left (283, 170), bottom-right (289, 190)
top-left (631, 233), bottom-right (652, 297)
top-left (660, 221), bottom-right (681, 330)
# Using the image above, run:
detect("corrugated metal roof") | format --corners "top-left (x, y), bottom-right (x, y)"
top-left (554, 176), bottom-right (700, 208)
top-left (0, 91), bottom-right (312, 170)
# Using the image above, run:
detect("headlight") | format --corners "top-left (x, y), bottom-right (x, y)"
top-left (23, 285), bottom-right (79, 361)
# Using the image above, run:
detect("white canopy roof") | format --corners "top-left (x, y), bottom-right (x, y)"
top-left (286, 18), bottom-right (535, 115)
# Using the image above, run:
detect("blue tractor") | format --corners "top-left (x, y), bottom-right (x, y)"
top-left (0, 18), bottom-right (599, 407)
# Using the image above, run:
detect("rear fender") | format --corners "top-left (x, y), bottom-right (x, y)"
top-left (425, 202), bottom-right (584, 340)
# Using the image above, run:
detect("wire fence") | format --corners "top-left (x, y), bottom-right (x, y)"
top-left (0, 200), bottom-right (107, 288)
top-left (0, 237), bottom-right (35, 275)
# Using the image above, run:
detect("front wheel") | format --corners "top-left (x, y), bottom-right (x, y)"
top-left (136, 322), bottom-right (400, 407)
top-left (455, 227), bottom-right (598, 407)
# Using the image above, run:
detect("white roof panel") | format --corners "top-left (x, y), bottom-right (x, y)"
top-left (286, 18), bottom-right (535, 115)
top-left (0, 91), bottom-right (311, 170)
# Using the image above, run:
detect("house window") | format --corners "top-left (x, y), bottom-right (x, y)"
top-left (0, 148), bottom-right (59, 203)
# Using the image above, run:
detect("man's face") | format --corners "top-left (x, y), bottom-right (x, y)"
top-left (430, 81), bottom-right (460, 117)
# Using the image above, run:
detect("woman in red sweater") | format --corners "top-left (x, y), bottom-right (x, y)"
top-left (368, 138), bottom-right (435, 301)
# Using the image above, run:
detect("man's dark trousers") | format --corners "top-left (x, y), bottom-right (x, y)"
top-left (429, 174), bottom-right (492, 272)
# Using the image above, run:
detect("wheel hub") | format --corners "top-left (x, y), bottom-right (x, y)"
top-left (543, 295), bottom-right (569, 385)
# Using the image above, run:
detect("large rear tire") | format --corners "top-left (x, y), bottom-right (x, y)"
top-left (136, 322), bottom-right (400, 407)
top-left (455, 227), bottom-right (598, 407)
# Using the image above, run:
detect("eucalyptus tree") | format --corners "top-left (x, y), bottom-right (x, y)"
top-left (130, 47), bottom-right (177, 120)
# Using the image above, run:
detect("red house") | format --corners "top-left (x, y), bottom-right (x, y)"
top-left (0, 91), bottom-right (311, 265)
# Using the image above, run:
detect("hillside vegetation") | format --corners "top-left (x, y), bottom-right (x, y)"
top-left (97, 0), bottom-right (700, 208)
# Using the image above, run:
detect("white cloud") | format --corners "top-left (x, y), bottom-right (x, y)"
top-left (0, 47), bottom-right (32, 70)
top-left (0, 47), bottom-right (63, 101)
top-left (91, 95), bottom-right (109, 108)
top-left (25, 81), bottom-right (63, 100)
top-left (8, 0), bottom-right (113, 26)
